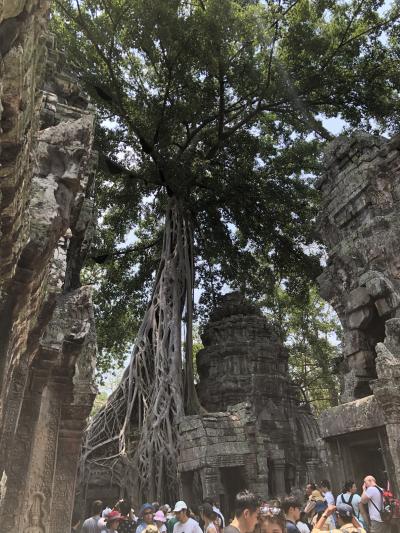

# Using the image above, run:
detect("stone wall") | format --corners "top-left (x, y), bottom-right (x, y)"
top-left (0, 2), bottom-right (97, 531)
top-left (317, 133), bottom-right (400, 401)
top-left (317, 132), bottom-right (400, 494)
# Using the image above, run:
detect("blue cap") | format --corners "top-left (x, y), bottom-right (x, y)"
top-left (139, 503), bottom-right (154, 517)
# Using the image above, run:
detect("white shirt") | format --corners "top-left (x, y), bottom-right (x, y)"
top-left (365, 486), bottom-right (383, 522)
top-left (324, 491), bottom-right (335, 506)
top-left (81, 515), bottom-right (101, 533)
top-left (173, 517), bottom-right (203, 533)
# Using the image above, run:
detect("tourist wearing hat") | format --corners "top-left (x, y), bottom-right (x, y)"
top-left (100, 510), bottom-right (125, 532)
top-left (311, 503), bottom-right (366, 533)
top-left (305, 484), bottom-right (325, 520)
top-left (136, 504), bottom-right (155, 533)
top-left (154, 510), bottom-right (168, 533)
top-left (173, 501), bottom-right (202, 533)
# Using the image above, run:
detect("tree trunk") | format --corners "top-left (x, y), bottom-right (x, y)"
top-left (81, 195), bottom-right (198, 503)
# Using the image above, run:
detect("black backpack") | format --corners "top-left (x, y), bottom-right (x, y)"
top-left (341, 494), bottom-right (357, 517)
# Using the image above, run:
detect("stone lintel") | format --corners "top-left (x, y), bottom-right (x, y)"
top-left (319, 395), bottom-right (384, 438)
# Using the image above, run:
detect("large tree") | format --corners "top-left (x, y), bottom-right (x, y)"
top-left (52, 0), bottom-right (400, 501)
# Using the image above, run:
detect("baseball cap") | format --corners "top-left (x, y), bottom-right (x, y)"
top-left (173, 501), bottom-right (188, 512)
top-left (336, 503), bottom-right (353, 518)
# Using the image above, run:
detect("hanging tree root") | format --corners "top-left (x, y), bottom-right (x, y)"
top-left (79, 196), bottom-right (201, 503)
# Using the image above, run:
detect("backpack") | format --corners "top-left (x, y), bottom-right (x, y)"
top-left (341, 494), bottom-right (356, 517)
top-left (369, 487), bottom-right (393, 523)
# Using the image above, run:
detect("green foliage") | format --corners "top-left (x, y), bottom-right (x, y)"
top-left (90, 391), bottom-right (109, 417)
top-left (263, 284), bottom-right (342, 413)
top-left (51, 0), bottom-right (400, 373)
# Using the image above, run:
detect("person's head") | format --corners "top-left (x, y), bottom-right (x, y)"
top-left (173, 501), bottom-right (189, 523)
top-left (140, 503), bottom-right (155, 524)
top-left (154, 510), bottom-right (167, 527)
top-left (200, 503), bottom-right (217, 523)
top-left (145, 525), bottom-right (159, 533)
top-left (343, 481), bottom-right (357, 494)
top-left (152, 502), bottom-right (160, 512)
top-left (282, 497), bottom-right (301, 522)
top-left (91, 500), bottom-right (103, 517)
top-left (336, 504), bottom-right (353, 526)
top-left (319, 480), bottom-right (331, 494)
top-left (305, 483), bottom-right (316, 497)
top-left (364, 475), bottom-right (377, 488)
top-left (115, 499), bottom-right (131, 517)
top-left (160, 505), bottom-right (171, 516)
top-left (106, 511), bottom-right (123, 531)
top-left (259, 504), bottom-right (285, 533)
top-left (234, 490), bottom-right (261, 532)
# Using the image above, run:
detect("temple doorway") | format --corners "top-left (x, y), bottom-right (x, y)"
top-left (348, 431), bottom-right (387, 487)
top-left (220, 466), bottom-right (246, 520)
top-left (335, 428), bottom-right (389, 488)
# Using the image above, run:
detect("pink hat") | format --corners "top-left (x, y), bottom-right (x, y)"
top-left (154, 510), bottom-right (166, 523)
top-left (106, 511), bottom-right (124, 524)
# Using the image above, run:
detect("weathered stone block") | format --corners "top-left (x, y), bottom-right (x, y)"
top-left (348, 307), bottom-right (374, 329)
top-left (347, 287), bottom-right (372, 311)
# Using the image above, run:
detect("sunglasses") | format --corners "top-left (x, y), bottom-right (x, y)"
top-left (144, 511), bottom-right (153, 516)
top-left (260, 507), bottom-right (282, 516)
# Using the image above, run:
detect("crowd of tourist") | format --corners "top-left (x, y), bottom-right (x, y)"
top-left (78, 475), bottom-right (394, 533)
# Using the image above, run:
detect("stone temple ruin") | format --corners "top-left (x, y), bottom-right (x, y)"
top-left (317, 133), bottom-right (400, 494)
top-left (178, 293), bottom-right (323, 517)
top-left (3, 2), bottom-right (400, 531)
top-left (79, 292), bottom-right (323, 517)
top-left (0, 2), bottom-right (97, 531)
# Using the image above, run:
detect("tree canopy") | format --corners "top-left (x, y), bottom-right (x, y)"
top-left (52, 0), bottom-right (400, 375)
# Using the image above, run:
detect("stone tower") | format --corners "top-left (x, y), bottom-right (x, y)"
top-left (197, 292), bottom-right (292, 412)
top-left (178, 293), bottom-right (323, 515)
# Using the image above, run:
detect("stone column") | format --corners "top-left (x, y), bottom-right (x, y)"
top-left (19, 382), bottom-right (62, 532)
top-left (49, 425), bottom-right (83, 532)
top-left (272, 458), bottom-right (286, 498)
top-left (201, 467), bottom-right (222, 499)
top-left (49, 379), bottom-right (95, 533)
top-left (372, 318), bottom-right (400, 494)
top-left (0, 368), bottom-right (48, 532)
top-left (254, 436), bottom-right (269, 499)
